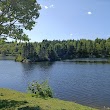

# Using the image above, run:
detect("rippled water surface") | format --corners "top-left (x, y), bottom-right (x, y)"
top-left (0, 60), bottom-right (110, 108)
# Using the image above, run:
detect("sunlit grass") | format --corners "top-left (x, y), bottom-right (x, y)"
top-left (0, 88), bottom-right (98, 110)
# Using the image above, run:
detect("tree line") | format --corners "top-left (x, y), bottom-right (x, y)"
top-left (0, 38), bottom-right (110, 62)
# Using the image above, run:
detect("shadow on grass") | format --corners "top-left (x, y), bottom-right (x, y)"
top-left (18, 106), bottom-right (41, 110)
top-left (0, 99), bottom-right (27, 109)
top-left (0, 100), bottom-right (41, 110)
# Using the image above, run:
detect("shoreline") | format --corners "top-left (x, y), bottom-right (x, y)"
top-left (0, 56), bottom-right (110, 64)
top-left (0, 88), bottom-right (98, 110)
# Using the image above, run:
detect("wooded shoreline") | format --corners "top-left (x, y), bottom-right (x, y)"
top-left (0, 38), bottom-right (110, 62)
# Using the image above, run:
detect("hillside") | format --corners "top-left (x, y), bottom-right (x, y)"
top-left (0, 88), bottom-right (98, 110)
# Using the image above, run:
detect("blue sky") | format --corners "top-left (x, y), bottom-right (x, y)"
top-left (26, 0), bottom-right (110, 42)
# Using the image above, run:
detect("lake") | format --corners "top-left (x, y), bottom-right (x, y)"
top-left (0, 60), bottom-right (110, 109)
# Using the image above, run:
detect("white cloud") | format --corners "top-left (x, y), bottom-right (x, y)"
top-left (41, 4), bottom-right (54, 9)
top-left (87, 12), bottom-right (92, 15)
top-left (44, 6), bottom-right (49, 9)
top-left (70, 34), bottom-right (73, 36)
top-left (50, 4), bottom-right (54, 8)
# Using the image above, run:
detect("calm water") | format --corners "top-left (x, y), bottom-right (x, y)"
top-left (0, 60), bottom-right (110, 108)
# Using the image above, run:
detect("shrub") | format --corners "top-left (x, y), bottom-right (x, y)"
top-left (15, 54), bottom-right (24, 62)
top-left (28, 81), bottom-right (53, 98)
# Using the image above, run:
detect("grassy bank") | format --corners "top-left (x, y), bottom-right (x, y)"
top-left (0, 88), bottom-right (98, 110)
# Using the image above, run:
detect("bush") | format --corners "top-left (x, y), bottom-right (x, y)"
top-left (15, 54), bottom-right (24, 62)
top-left (28, 81), bottom-right (53, 98)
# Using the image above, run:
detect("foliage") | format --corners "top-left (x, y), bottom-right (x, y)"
top-left (0, 0), bottom-right (41, 41)
top-left (28, 81), bottom-right (53, 98)
top-left (22, 43), bottom-right (38, 62)
top-left (0, 38), bottom-right (110, 62)
top-left (15, 54), bottom-right (24, 62)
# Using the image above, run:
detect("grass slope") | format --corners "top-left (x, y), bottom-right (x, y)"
top-left (0, 88), bottom-right (98, 110)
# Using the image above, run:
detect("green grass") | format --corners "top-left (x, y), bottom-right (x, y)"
top-left (0, 88), bottom-right (98, 110)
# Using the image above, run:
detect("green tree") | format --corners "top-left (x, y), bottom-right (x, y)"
top-left (48, 44), bottom-right (58, 61)
top-left (0, 0), bottom-right (41, 40)
top-left (37, 43), bottom-right (49, 61)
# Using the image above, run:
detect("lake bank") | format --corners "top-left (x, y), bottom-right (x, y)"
top-left (0, 88), bottom-right (98, 110)
top-left (63, 58), bottom-right (110, 63)
top-left (1, 55), bottom-right (110, 63)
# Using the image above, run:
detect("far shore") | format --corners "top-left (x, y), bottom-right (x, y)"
top-left (63, 58), bottom-right (110, 63)
top-left (0, 55), bottom-right (110, 63)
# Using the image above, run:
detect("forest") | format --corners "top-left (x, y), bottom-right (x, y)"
top-left (0, 38), bottom-right (110, 62)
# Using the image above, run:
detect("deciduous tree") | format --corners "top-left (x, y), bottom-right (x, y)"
top-left (0, 0), bottom-right (41, 41)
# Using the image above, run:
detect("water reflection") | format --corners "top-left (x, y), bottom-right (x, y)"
top-left (21, 63), bottom-right (35, 72)
top-left (21, 62), bottom-right (54, 72)
top-left (36, 61), bottom-right (54, 69)
top-left (20, 62), bottom-right (54, 86)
